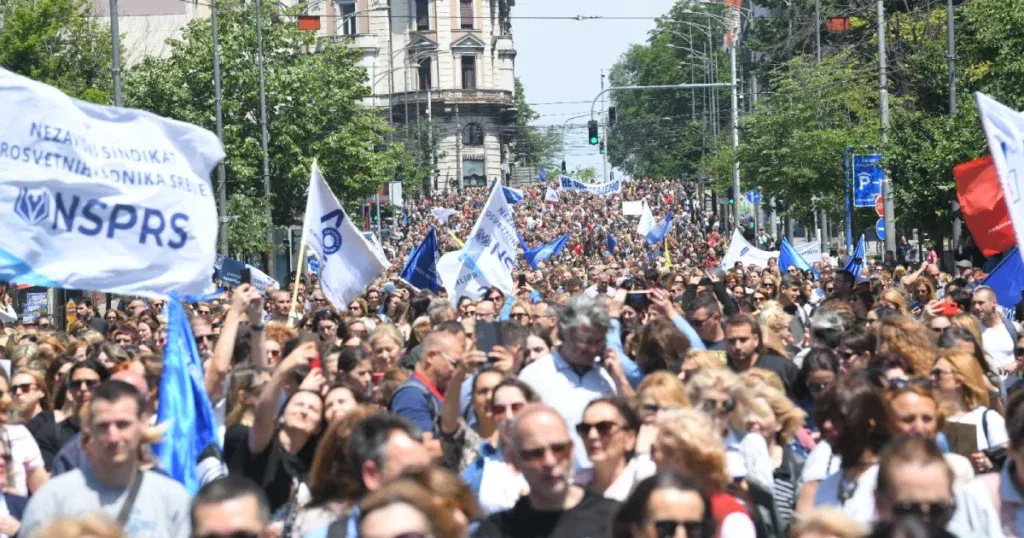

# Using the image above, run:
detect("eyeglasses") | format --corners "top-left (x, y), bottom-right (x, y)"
top-left (197, 309), bottom-right (211, 315)
top-left (510, 312), bottom-right (528, 320)
top-left (653, 520), bottom-right (706, 538)
top-left (891, 500), bottom-right (957, 525)
top-left (70, 379), bottom-right (101, 392)
top-left (753, 295), bottom-right (766, 302)
top-left (11, 383), bottom-right (36, 395)
top-left (890, 377), bottom-right (934, 390)
top-left (687, 316), bottom-right (710, 327)
top-left (700, 398), bottom-right (735, 414)
top-left (312, 298), bottom-right (328, 304)
top-left (518, 441), bottom-right (572, 464)
top-left (194, 334), bottom-right (215, 344)
top-left (492, 402), bottom-right (526, 415)
top-left (575, 420), bottom-right (623, 438)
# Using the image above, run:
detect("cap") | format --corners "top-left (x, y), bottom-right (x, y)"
top-left (955, 259), bottom-right (973, 269)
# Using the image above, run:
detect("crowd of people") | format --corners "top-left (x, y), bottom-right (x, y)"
top-left (0, 179), bottom-right (1022, 538)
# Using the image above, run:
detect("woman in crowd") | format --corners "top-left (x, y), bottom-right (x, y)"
top-left (796, 348), bottom-right (839, 432)
top-left (509, 300), bottom-right (533, 328)
top-left (931, 350), bottom-right (1008, 473)
top-left (634, 372), bottom-right (690, 455)
top-left (400, 466), bottom-right (481, 536)
top-left (757, 302), bottom-right (796, 358)
top-left (876, 316), bottom-right (937, 376)
top-left (634, 318), bottom-right (691, 374)
top-left (653, 408), bottom-right (757, 537)
top-left (264, 322), bottom-right (297, 369)
top-left (873, 436), bottom-right (960, 534)
top-left (524, 327), bottom-right (552, 366)
top-left (937, 326), bottom-right (1003, 411)
top-left (221, 366), bottom-right (268, 462)
top-left (10, 369), bottom-right (49, 426)
top-left (837, 326), bottom-right (876, 374)
top-left (812, 377), bottom-right (896, 525)
top-left (29, 359), bottom-right (108, 472)
top-left (323, 381), bottom-right (368, 424)
top-left (910, 278), bottom-right (937, 312)
top-left (877, 289), bottom-right (908, 316)
top-left (0, 369), bottom-right (48, 496)
top-left (575, 397), bottom-right (653, 501)
top-left (610, 470), bottom-right (717, 538)
top-left (367, 325), bottom-right (403, 373)
top-left (334, 346), bottom-right (373, 397)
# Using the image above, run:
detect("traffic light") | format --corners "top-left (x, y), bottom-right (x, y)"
top-left (588, 120), bottom-right (599, 145)
top-left (727, 187), bottom-right (736, 205)
top-left (561, 160), bottom-right (567, 174)
top-left (599, 139), bottom-right (605, 155)
top-left (608, 106), bottom-right (617, 126)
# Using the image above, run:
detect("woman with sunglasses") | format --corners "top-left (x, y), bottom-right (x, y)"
top-left (653, 408), bottom-right (757, 537)
top-left (574, 397), bottom-right (653, 501)
top-left (634, 371), bottom-right (691, 453)
top-left (931, 350), bottom-right (1009, 474)
top-left (29, 359), bottom-right (107, 473)
top-left (9, 369), bottom-right (49, 426)
top-left (508, 300), bottom-right (533, 328)
top-left (0, 369), bottom-right (48, 496)
top-left (797, 349), bottom-right (839, 435)
top-left (611, 470), bottom-right (717, 538)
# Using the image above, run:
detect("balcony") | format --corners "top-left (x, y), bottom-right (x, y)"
top-left (388, 89), bottom-right (515, 108)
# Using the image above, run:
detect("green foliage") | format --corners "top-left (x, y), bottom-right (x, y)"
top-left (0, 0), bottom-right (113, 103)
top-left (568, 166), bottom-right (599, 182)
top-left (123, 0), bottom-right (395, 238)
top-left (511, 77), bottom-right (563, 171)
top-left (225, 193), bottom-right (273, 258)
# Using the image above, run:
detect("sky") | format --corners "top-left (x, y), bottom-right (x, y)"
top-left (513, 0), bottom-right (677, 180)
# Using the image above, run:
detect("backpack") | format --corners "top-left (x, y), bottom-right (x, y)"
top-left (387, 379), bottom-right (440, 430)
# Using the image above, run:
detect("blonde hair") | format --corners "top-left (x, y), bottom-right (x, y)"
top-left (757, 301), bottom-right (792, 357)
top-left (636, 371), bottom-right (690, 409)
top-left (940, 350), bottom-right (990, 411)
top-left (510, 299), bottom-right (534, 318)
top-left (685, 350), bottom-right (726, 370)
top-left (368, 324), bottom-right (403, 348)
top-left (949, 313), bottom-right (983, 347)
top-left (738, 380), bottom-right (807, 444)
top-left (685, 367), bottom-right (742, 404)
top-left (878, 316), bottom-right (938, 376)
top-left (741, 367), bottom-right (785, 394)
top-left (878, 289), bottom-right (908, 315)
top-left (656, 409), bottom-right (730, 491)
top-left (790, 507), bottom-right (868, 538)
top-left (30, 514), bottom-right (128, 538)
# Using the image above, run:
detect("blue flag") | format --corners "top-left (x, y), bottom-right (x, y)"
top-left (523, 233), bottom-right (572, 269)
top-left (779, 237), bottom-right (819, 278)
top-left (646, 211), bottom-right (674, 245)
top-left (402, 210), bottom-right (409, 227)
top-left (539, 166), bottom-right (547, 182)
top-left (607, 232), bottom-right (617, 254)
top-left (400, 227), bottom-right (440, 292)
top-left (844, 234), bottom-right (867, 278)
top-left (982, 248), bottom-right (1024, 319)
top-left (502, 187), bottom-right (524, 205)
top-left (154, 295), bottom-right (219, 495)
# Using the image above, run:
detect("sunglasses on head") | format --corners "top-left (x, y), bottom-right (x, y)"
top-left (518, 441), bottom-right (572, 464)
top-left (891, 500), bottom-right (956, 525)
top-left (575, 420), bottom-right (622, 438)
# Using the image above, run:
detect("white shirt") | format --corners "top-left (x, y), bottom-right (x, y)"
top-left (517, 349), bottom-right (617, 469)
top-left (478, 456), bottom-right (529, 516)
top-left (949, 406), bottom-right (1009, 450)
top-left (982, 322), bottom-right (1016, 373)
top-left (813, 464), bottom-right (879, 525)
top-left (573, 453), bottom-right (657, 501)
top-left (801, 440), bottom-right (842, 483)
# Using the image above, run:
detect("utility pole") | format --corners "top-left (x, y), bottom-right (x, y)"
top-left (813, 0), bottom-right (827, 250)
top-left (878, 0), bottom-right (896, 254)
top-left (212, 0), bottom-right (228, 256)
top-left (730, 40), bottom-right (741, 234)
top-left (948, 0), bottom-right (961, 260)
top-left (109, 0), bottom-right (122, 106)
top-left (600, 70), bottom-right (608, 183)
top-left (256, 0), bottom-right (275, 277)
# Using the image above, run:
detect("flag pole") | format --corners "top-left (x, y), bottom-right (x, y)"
top-left (287, 241), bottom-right (307, 326)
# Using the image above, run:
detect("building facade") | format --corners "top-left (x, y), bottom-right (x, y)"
top-left (92, 0), bottom-right (208, 63)
top-left (308, 0), bottom-right (517, 193)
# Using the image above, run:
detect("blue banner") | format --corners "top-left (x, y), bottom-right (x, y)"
top-left (982, 248), bottom-right (1024, 319)
top-left (853, 154), bottom-right (883, 207)
top-left (607, 232), bottom-right (617, 254)
top-left (559, 176), bottom-right (622, 195)
top-left (521, 233), bottom-right (572, 270)
top-left (400, 227), bottom-right (440, 292)
top-left (213, 254), bottom-right (245, 286)
top-left (779, 237), bottom-right (818, 278)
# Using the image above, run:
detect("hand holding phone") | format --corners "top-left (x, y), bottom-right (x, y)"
top-left (475, 322), bottom-right (504, 354)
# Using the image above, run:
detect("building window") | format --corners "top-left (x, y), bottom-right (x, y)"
top-left (416, 0), bottom-right (429, 31)
top-left (461, 56), bottom-right (476, 89)
top-left (339, 1), bottom-right (356, 35)
top-left (463, 123), bottom-right (484, 146)
top-left (460, 0), bottom-right (473, 29)
top-left (418, 57), bottom-right (432, 90)
top-left (463, 159), bottom-right (486, 187)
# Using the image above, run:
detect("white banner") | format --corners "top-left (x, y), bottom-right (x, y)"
top-left (243, 264), bottom-right (280, 294)
top-left (559, 176), bottom-right (622, 195)
top-left (721, 230), bottom-right (777, 269)
top-left (622, 200), bottom-right (645, 216)
top-left (637, 200), bottom-right (655, 236)
top-left (545, 187), bottom-right (559, 203)
top-left (977, 92), bottom-right (1024, 267)
top-left (0, 68), bottom-right (222, 298)
top-left (302, 163), bottom-right (387, 309)
top-left (437, 182), bottom-right (516, 300)
top-left (795, 241), bottom-right (821, 263)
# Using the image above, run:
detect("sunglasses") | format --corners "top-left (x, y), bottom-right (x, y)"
top-left (930, 368), bottom-right (954, 379)
top-left (700, 398), bottom-right (735, 414)
top-left (653, 520), bottom-right (706, 538)
top-left (891, 500), bottom-right (956, 525)
top-left (195, 334), bottom-right (215, 344)
top-left (575, 420), bottom-right (622, 438)
top-left (492, 402), bottom-right (526, 415)
top-left (268, 349), bottom-right (281, 358)
top-left (889, 377), bottom-right (934, 390)
top-left (510, 312), bottom-right (528, 319)
top-left (195, 532), bottom-right (261, 538)
top-left (70, 379), bottom-right (101, 391)
top-left (11, 383), bottom-right (36, 395)
top-left (518, 441), bottom-right (572, 464)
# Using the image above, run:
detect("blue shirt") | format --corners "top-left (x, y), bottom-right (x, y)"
top-left (389, 376), bottom-right (443, 436)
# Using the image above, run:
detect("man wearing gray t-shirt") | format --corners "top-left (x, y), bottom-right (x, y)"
top-left (20, 380), bottom-right (190, 538)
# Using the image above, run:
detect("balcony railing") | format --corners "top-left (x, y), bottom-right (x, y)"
top-left (387, 89), bottom-right (514, 107)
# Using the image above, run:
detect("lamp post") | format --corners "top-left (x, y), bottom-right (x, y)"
top-left (878, 0), bottom-right (896, 253)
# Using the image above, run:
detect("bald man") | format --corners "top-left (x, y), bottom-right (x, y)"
top-left (476, 405), bottom-right (618, 538)
top-left (972, 287), bottom-right (1018, 374)
top-left (389, 326), bottom-right (465, 436)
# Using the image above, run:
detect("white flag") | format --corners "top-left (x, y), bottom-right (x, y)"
top-left (545, 187), bottom-right (559, 203)
top-left (436, 182), bottom-right (516, 300)
top-left (636, 200), bottom-right (655, 236)
top-left (0, 67), bottom-right (222, 298)
top-left (976, 92), bottom-right (1024, 265)
top-left (432, 207), bottom-right (458, 224)
top-left (721, 229), bottom-right (776, 269)
top-left (302, 163), bottom-right (386, 309)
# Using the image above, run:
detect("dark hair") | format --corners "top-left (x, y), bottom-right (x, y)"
top-left (336, 346), bottom-right (368, 375)
top-left (68, 359), bottom-right (111, 387)
top-left (490, 378), bottom-right (540, 407)
top-left (191, 475), bottom-right (271, 528)
top-left (834, 270), bottom-right (855, 286)
top-left (779, 274), bottom-right (801, 289)
top-left (797, 348), bottom-right (840, 400)
top-left (326, 380), bottom-right (370, 406)
top-left (46, 355), bottom-right (76, 409)
top-left (723, 314), bottom-right (762, 346)
top-left (501, 321), bottom-right (529, 355)
top-left (346, 414), bottom-right (422, 496)
top-left (611, 470), bottom-right (717, 538)
top-left (839, 324), bottom-right (877, 355)
top-left (684, 291), bottom-right (720, 317)
top-left (584, 397), bottom-right (642, 433)
top-left (411, 291), bottom-right (433, 321)
top-left (89, 380), bottom-right (145, 418)
top-left (937, 326), bottom-right (994, 376)
top-left (635, 318), bottom-right (692, 374)
top-left (822, 376), bottom-right (896, 469)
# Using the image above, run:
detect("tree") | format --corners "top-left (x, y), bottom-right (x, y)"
top-left (123, 0), bottom-right (400, 253)
top-left (0, 0), bottom-right (113, 103)
top-left (510, 77), bottom-right (563, 171)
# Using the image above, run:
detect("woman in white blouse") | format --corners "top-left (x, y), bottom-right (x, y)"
top-left (932, 350), bottom-right (1009, 474)
top-left (0, 371), bottom-right (48, 496)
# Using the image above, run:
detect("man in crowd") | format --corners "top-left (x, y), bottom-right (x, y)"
top-left (778, 274), bottom-right (809, 343)
top-left (724, 314), bottom-right (800, 398)
top-left (684, 292), bottom-right (727, 351)
top-left (972, 286), bottom-right (1018, 374)
top-left (390, 321), bottom-right (465, 435)
top-left (267, 290), bottom-right (292, 324)
top-left (474, 299), bottom-right (497, 323)
top-left (830, 270), bottom-right (855, 298)
top-left (21, 381), bottom-right (192, 538)
top-left (191, 476), bottom-right (271, 538)
top-left (75, 300), bottom-right (108, 333)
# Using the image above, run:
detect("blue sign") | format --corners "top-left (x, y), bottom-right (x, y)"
top-left (746, 190), bottom-right (762, 205)
top-left (853, 154), bottom-right (884, 207)
top-left (875, 218), bottom-right (886, 241)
